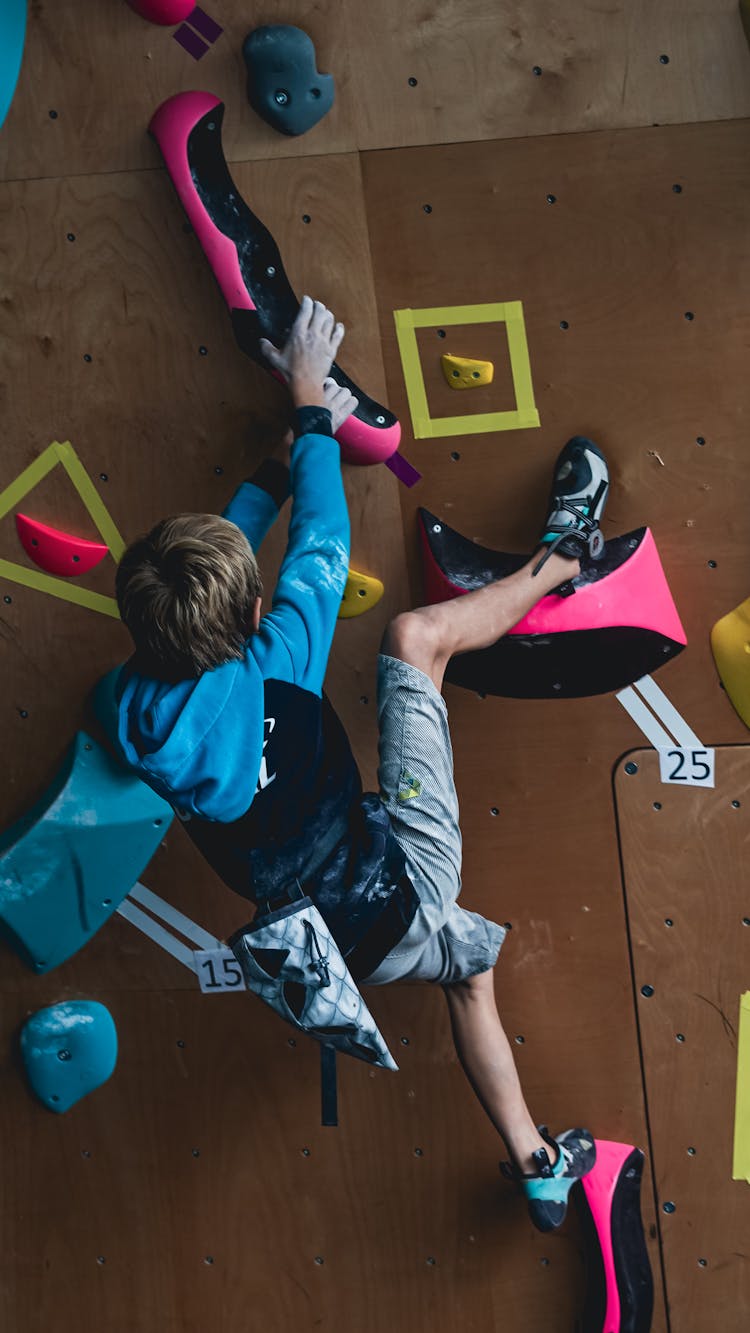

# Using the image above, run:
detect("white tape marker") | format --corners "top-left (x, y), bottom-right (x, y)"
top-left (116, 898), bottom-right (197, 972)
top-left (632, 675), bottom-right (702, 749)
top-left (128, 882), bottom-right (222, 951)
top-left (616, 685), bottom-right (674, 750)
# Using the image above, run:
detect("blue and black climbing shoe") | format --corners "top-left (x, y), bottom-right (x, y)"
top-left (500, 1126), bottom-right (597, 1232)
top-left (533, 436), bottom-right (609, 578)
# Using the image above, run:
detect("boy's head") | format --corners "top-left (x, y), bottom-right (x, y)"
top-left (116, 514), bottom-right (263, 681)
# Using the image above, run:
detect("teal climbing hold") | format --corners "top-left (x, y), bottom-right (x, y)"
top-left (0, 0), bottom-right (26, 131)
top-left (20, 1001), bottom-right (118, 1113)
top-left (0, 731), bottom-right (173, 973)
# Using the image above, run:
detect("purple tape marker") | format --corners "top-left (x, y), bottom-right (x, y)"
top-left (173, 23), bottom-right (208, 58)
top-left (187, 6), bottom-right (223, 41)
top-left (386, 451), bottom-right (422, 488)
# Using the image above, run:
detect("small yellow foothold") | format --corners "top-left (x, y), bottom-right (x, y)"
top-left (338, 568), bottom-right (384, 619)
top-left (711, 597), bottom-right (750, 729)
top-left (441, 353), bottom-right (494, 390)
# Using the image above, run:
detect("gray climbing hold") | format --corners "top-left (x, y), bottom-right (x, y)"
top-left (243, 26), bottom-right (334, 137)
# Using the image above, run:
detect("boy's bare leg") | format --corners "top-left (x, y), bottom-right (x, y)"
top-left (443, 969), bottom-right (548, 1172)
top-left (382, 551), bottom-right (580, 1171)
top-left (381, 547), bottom-right (579, 694)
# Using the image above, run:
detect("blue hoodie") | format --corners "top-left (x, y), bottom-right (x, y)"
top-left (110, 417), bottom-right (417, 978)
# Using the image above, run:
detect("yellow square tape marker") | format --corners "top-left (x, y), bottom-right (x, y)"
top-left (393, 301), bottom-right (540, 440)
top-left (733, 992), bottom-right (750, 1182)
top-left (0, 440), bottom-right (125, 618)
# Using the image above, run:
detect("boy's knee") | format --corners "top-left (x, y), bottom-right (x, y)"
top-left (382, 609), bottom-right (441, 671)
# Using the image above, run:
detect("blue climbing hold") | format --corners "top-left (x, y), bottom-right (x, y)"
top-left (243, 26), bottom-right (334, 137)
top-left (20, 1000), bottom-right (118, 1113)
top-left (0, 731), bottom-right (172, 973)
top-left (0, 0), bottom-right (26, 131)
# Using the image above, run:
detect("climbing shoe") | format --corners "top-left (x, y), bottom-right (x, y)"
top-left (533, 436), bottom-right (609, 578)
top-left (500, 1126), bottom-right (597, 1232)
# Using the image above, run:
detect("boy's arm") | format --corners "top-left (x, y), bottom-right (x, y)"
top-left (221, 444), bottom-right (292, 553)
top-left (251, 405), bottom-right (350, 697)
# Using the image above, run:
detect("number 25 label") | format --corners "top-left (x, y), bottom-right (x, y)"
top-left (658, 747), bottom-right (715, 788)
top-left (194, 948), bottom-right (247, 993)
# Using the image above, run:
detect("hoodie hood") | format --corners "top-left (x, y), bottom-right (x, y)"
top-left (115, 652), bottom-right (264, 822)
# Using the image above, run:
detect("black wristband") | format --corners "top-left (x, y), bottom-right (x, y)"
top-left (246, 457), bottom-right (291, 508)
top-left (295, 406), bottom-right (334, 439)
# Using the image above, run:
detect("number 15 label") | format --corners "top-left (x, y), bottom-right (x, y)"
top-left (194, 948), bottom-right (247, 993)
top-left (658, 747), bottom-right (715, 788)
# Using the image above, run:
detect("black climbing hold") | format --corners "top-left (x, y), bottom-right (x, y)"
top-left (659, 54), bottom-right (670, 64)
top-left (698, 1258), bottom-right (708, 1267)
top-left (684, 311), bottom-right (695, 321)
top-left (99, 473), bottom-right (108, 482)
top-left (641, 985), bottom-right (654, 997)
top-left (662, 1200), bottom-right (675, 1213)
top-left (436, 329), bottom-right (446, 338)
top-left (408, 76), bottom-right (418, 87)
top-left (66, 233), bottom-right (75, 242)
top-left (708, 560), bottom-right (717, 569)
top-left (653, 802), bottom-right (662, 810)
top-left (743, 917), bottom-right (750, 927)
top-left (400, 1036), bottom-right (410, 1046)
top-left (503, 922), bottom-right (512, 930)
top-left (192, 1148), bottom-right (200, 1157)
top-left (3, 595), bottom-right (11, 604)
top-left (664, 918), bottom-right (673, 927)
top-left (676, 1033), bottom-right (685, 1042)
top-left (19, 709), bottom-right (28, 719)
top-left (426, 1257), bottom-right (436, 1266)
top-left (423, 204), bottom-right (432, 214)
top-left (314, 1256), bottom-right (324, 1265)
top-left (450, 451), bottom-right (460, 461)
top-left (48, 109), bottom-right (58, 119)
top-left (515, 1035), bottom-right (525, 1044)
top-left (696, 436), bottom-right (706, 446)
top-left (532, 65), bottom-right (543, 76)
top-left (490, 807), bottom-right (499, 816)
top-left (243, 26), bottom-right (334, 137)
top-left (733, 800), bottom-right (741, 808)
top-left (214, 465), bottom-right (224, 475)
top-left (204, 1256), bottom-right (214, 1266)
top-left (199, 345), bottom-right (208, 356)
top-left (83, 353), bottom-right (92, 362)
top-left (546, 193), bottom-right (557, 204)
top-left (672, 184), bottom-right (682, 193)
top-left (560, 320), bottom-right (569, 329)
top-left (625, 761), bottom-right (638, 775)
top-left (687, 1146), bottom-right (696, 1155)
top-left (414, 1147), bottom-right (424, 1157)
top-left (359, 695), bottom-right (368, 704)
top-left (302, 214), bottom-right (311, 224)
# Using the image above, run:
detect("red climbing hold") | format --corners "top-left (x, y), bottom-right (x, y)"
top-left (15, 514), bottom-right (109, 577)
top-left (126, 0), bottom-right (195, 24)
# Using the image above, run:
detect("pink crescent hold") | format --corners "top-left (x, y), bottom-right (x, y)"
top-left (15, 514), bottom-right (110, 578)
top-left (126, 0), bottom-right (196, 24)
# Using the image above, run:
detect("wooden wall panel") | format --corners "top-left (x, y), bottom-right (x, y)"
top-left (361, 119), bottom-right (750, 743)
top-left (3, 1), bottom-right (750, 182)
top-left (615, 746), bottom-right (750, 1332)
top-left (1, 985), bottom-right (599, 1333)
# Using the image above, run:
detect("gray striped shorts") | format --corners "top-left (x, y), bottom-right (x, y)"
top-left (360, 655), bottom-right (506, 987)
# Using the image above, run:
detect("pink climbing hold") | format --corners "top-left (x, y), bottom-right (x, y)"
top-left (126, 0), bottom-right (195, 23)
top-left (15, 514), bottom-right (109, 578)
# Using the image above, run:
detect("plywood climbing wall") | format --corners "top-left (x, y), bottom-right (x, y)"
top-left (1, 2), bottom-right (750, 1331)
top-left (615, 746), bottom-right (750, 1333)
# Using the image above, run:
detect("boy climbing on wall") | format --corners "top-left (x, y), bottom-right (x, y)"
top-left (111, 296), bottom-right (609, 1233)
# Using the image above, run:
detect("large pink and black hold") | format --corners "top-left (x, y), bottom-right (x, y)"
top-left (418, 509), bottom-right (686, 698)
top-left (148, 92), bottom-right (402, 469)
top-left (575, 1141), bottom-right (654, 1333)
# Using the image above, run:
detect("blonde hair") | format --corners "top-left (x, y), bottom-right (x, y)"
top-left (116, 514), bottom-right (262, 680)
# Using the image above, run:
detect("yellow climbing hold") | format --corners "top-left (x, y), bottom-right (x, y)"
top-left (338, 568), bottom-right (384, 619)
top-left (710, 596), bottom-right (750, 729)
top-left (441, 353), bottom-right (494, 390)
